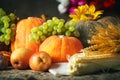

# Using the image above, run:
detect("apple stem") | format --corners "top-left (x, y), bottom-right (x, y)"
top-left (39, 58), bottom-right (43, 62)
top-left (14, 61), bottom-right (19, 65)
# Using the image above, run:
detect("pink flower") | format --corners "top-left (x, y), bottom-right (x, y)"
top-left (69, 0), bottom-right (87, 14)
top-left (69, 0), bottom-right (116, 14)
top-left (78, 0), bottom-right (87, 6)
top-left (69, 6), bottom-right (76, 14)
top-left (70, 0), bottom-right (79, 5)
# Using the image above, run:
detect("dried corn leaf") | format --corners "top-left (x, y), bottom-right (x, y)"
top-left (86, 24), bottom-right (120, 54)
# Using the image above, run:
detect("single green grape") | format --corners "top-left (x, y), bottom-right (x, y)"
top-left (52, 17), bottom-right (60, 24)
top-left (5, 40), bottom-right (10, 45)
top-left (53, 25), bottom-right (58, 30)
top-left (9, 13), bottom-right (16, 21)
top-left (69, 26), bottom-right (75, 32)
top-left (52, 30), bottom-right (57, 35)
top-left (40, 35), bottom-right (46, 41)
top-left (58, 22), bottom-right (64, 29)
top-left (43, 30), bottom-right (48, 35)
top-left (1, 16), bottom-right (10, 22)
top-left (60, 19), bottom-right (65, 23)
top-left (0, 8), bottom-right (6, 17)
top-left (10, 23), bottom-right (15, 28)
top-left (4, 34), bottom-right (10, 40)
top-left (28, 34), bottom-right (35, 42)
top-left (31, 27), bottom-right (39, 33)
top-left (52, 17), bottom-right (58, 21)
top-left (37, 31), bottom-right (43, 36)
top-left (57, 28), bottom-right (62, 33)
top-left (73, 30), bottom-right (80, 37)
top-left (43, 23), bottom-right (48, 30)
top-left (47, 26), bottom-right (53, 32)
top-left (47, 20), bottom-right (54, 27)
top-left (6, 28), bottom-right (11, 34)
top-left (69, 20), bottom-right (75, 26)
top-left (0, 35), bottom-right (4, 42)
top-left (32, 33), bottom-right (39, 41)
top-left (64, 22), bottom-right (69, 29)
top-left (65, 31), bottom-right (71, 36)
top-left (3, 20), bottom-right (9, 28)
top-left (1, 27), bottom-right (6, 33)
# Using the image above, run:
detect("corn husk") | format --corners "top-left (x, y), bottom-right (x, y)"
top-left (68, 50), bottom-right (120, 75)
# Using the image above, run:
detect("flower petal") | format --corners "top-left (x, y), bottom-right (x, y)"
top-left (89, 5), bottom-right (96, 13)
top-left (94, 10), bottom-right (104, 19)
top-left (69, 4), bottom-right (104, 22)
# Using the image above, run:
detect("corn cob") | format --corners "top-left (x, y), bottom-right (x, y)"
top-left (68, 50), bottom-right (120, 75)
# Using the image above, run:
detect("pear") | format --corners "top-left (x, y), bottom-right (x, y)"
top-left (10, 48), bottom-right (33, 70)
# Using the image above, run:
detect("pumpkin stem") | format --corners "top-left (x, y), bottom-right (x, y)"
top-left (41, 14), bottom-right (46, 21)
top-left (59, 35), bottom-right (64, 38)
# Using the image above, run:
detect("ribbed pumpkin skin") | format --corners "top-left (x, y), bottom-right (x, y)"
top-left (39, 35), bottom-right (83, 63)
top-left (11, 17), bottom-right (45, 52)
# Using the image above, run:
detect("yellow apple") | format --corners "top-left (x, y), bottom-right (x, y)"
top-left (29, 51), bottom-right (52, 71)
top-left (10, 48), bottom-right (33, 70)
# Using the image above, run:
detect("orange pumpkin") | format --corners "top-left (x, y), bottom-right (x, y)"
top-left (39, 35), bottom-right (83, 62)
top-left (11, 17), bottom-right (45, 52)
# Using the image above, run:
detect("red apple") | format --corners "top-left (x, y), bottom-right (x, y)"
top-left (10, 48), bottom-right (33, 70)
top-left (29, 51), bottom-right (52, 71)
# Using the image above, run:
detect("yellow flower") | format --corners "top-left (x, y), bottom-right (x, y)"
top-left (69, 4), bottom-right (104, 22)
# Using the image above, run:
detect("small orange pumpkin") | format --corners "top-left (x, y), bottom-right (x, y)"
top-left (11, 17), bottom-right (45, 52)
top-left (39, 35), bottom-right (83, 62)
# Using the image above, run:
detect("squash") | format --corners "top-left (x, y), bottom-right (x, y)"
top-left (11, 17), bottom-right (45, 52)
top-left (75, 16), bottom-right (120, 48)
top-left (39, 35), bottom-right (83, 63)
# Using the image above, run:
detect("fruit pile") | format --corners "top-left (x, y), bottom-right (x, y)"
top-left (9, 15), bottom-right (83, 71)
top-left (0, 4), bottom-right (120, 76)
top-left (0, 8), bottom-right (83, 71)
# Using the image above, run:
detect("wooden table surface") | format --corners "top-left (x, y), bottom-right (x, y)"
top-left (0, 67), bottom-right (120, 80)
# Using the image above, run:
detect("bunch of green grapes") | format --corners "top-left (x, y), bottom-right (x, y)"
top-left (29, 17), bottom-right (80, 42)
top-left (0, 8), bottom-right (19, 45)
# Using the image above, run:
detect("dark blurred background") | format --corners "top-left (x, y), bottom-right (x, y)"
top-left (0, 0), bottom-right (70, 20)
top-left (0, 0), bottom-right (120, 20)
